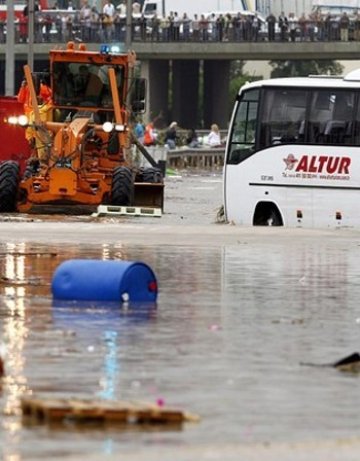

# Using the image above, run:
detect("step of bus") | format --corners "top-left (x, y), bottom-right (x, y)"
top-left (92, 205), bottom-right (162, 218)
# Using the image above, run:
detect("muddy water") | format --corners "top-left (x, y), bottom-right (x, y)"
top-left (0, 174), bottom-right (360, 460)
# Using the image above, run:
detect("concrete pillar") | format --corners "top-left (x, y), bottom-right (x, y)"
top-left (140, 59), bottom-right (169, 128)
top-left (203, 60), bottom-right (230, 130)
top-left (172, 60), bottom-right (199, 129)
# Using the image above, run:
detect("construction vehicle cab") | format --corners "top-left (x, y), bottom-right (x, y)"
top-left (0, 42), bottom-right (164, 214)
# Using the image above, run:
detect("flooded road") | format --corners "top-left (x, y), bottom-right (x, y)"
top-left (1, 173), bottom-right (360, 461)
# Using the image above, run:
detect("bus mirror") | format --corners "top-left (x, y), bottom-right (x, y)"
top-left (131, 78), bottom-right (146, 114)
top-left (132, 101), bottom-right (146, 112)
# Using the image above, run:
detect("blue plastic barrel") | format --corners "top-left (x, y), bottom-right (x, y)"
top-left (51, 259), bottom-right (158, 302)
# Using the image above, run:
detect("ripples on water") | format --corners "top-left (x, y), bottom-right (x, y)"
top-left (0, 237), bottom-right (360, 460)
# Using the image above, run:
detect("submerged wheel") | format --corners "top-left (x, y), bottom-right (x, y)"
top-left (142, 167), bottom-right (163, 183)
top-left (253, 202), bottom-right (283, 226)
top-left (111, 166), bottom-right (134, 206)
top-left (0, 161), bottom-right (20, 212)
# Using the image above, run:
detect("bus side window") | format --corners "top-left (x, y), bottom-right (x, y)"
top-left (259, 88), bottom-right (307, 148)
top-left (309, 90), bottom-right (355, 145)
top-left (354, 98), bottom-right (360, 146)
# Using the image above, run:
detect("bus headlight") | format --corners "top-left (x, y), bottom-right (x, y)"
top-left (102, 121), bottom-right (113, 133)
top-left (18, 115), bottom-right (29, 126)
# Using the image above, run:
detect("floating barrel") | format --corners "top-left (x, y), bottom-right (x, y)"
top-left (52, 259), bottom-right (158, 303)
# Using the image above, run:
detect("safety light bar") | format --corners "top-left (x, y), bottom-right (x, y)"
top-left (100, 43), bottom-right (126, 55)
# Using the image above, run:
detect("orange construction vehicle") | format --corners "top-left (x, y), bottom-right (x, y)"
top-left (0, 42), bottom-right (164, 214)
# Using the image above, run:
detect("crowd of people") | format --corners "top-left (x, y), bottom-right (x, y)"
top-left (134, 118), bottom-right (224, 150)
top-left (2, 0), bottom-right (360, 44)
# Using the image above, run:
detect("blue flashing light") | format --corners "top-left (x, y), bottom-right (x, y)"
top-left (100, 43), bottom-right (126, 55)
top-left (100, 44), bottom-right (111, 54)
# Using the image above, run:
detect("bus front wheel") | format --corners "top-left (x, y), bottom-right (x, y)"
top-left (253, 202), bottom-right (283, 226)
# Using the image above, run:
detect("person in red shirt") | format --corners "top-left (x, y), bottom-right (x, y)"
top-left (144, 122), bottom-right (155, 146)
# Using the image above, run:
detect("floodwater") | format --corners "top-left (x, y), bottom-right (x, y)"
top-left (1, 173), bottom-right (360, 461)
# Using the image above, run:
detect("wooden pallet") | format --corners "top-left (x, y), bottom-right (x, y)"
top-left (21, 397), bottom-right (199, 426)
top-left (92, 205), bottom-right (162, 218)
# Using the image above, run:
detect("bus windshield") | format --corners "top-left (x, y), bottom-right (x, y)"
top-left (52, 62), bottom-right (124, 109)
top-left (227, 89), bottom-right (259, 165)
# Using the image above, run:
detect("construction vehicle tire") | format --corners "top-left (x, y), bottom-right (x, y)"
top-left (0, 161), bottom-right (20, 212)
top-left (111, 166), bottom-right (134, 206)
top-left (143, 167), bottom-right (163, 183)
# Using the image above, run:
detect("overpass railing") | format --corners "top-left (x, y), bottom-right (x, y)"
top-left (2, 16), bottom-right (360, 44)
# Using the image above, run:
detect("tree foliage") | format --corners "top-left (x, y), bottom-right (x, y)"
top-left (269, 60), bottom-right (344, 78)
top-left (229, 61), bottom-right (262, 113)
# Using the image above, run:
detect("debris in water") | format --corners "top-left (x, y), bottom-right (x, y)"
top-left (0, 276), bottom-right (49, 287)
top-left (333, 352), bottom-right (360, 373)
top-left (301, 352), bottom-right (360, 373)
top-left (156, 398), bottom-right (165, 407)
top-left (21, 397), bottom-right (200, 426)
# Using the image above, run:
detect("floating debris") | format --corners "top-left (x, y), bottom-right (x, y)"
top-left (0, 276), bottom-right (50, 287)
top-left (301, 352), bottom-right (360, 373)
top-left (215, 205), bottom-right (227, 224)
top-left (21, 397), bottom-right (200, 427)
top-left (0, 252), bottom-right (57, 257)
top-left (333, 352), bottom-right (360, 373)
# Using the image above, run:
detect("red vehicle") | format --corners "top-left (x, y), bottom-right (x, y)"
top-left (0, 1), bottom-right (51, 21)
top-left (0, 96), bottom-right (31, 172)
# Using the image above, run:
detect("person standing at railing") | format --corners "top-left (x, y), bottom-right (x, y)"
top-left (288, 12), bottom-right (298, 42)
top-left (139, 13), bottom-right (147, 41)
top-left (80, 1), bottom-right (92, 42)
top-left (103, 2), bottom-right (115, 40)
top-left (216, 14), bottom-right (225, 42)
top-left (199, 14), bottom-right (208, 41)
top-left (208, 13), bottom-right (216, 41)
top-left (307, 13), bottom-right (316, 41)
top-left (251, 13), bottom-right (260, 42)
top-left (316, 13), bottom-right (325, 41)
top-left (160, 15), bottom-right (170, 41)
top-left (19, 11), bottom-right (28, 43)
top-left (266, 12), bottom-right (276, 41)
top-left (192, 14), bottom-right (200, 42)
top-left (278, 11), bottom-right (288, 41)
top-left (182, 13), bottom-right (191, 41)
top-left (225, 13), bottom-right (234, 41)
top-left (354, 12), bottom-right (360, 41)
top-left (90, 7), bottom-right (100, 42)
top-left (298, 13), bottom-right (307, 41)
top-left (151, 14), bottom-right (160, 41)
top-left (173, 12), bottom-right (180, 41)
top-left (340, 12), bottom-right (350, 42)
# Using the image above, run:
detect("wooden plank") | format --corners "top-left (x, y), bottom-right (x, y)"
top-left (21, 397), bottom-right (200, 426)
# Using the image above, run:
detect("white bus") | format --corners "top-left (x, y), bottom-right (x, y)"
top-left (223, 69), bottom-right (360, 228)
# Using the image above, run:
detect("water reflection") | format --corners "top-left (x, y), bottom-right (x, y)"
top-left (0, 238), bottom-right (359, 460)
